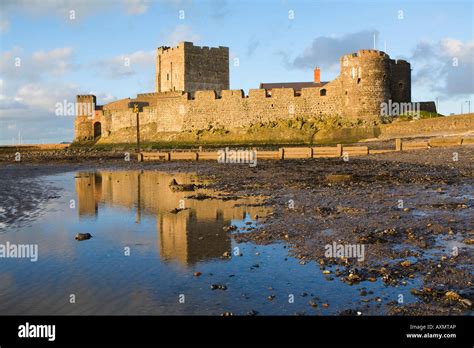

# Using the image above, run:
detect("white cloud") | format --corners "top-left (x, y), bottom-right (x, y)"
top-left (91, 92), bottom-right (117, 104)
top-left (1, 0), bottom-right (150, 20)
top-left (95, 50), bottom-right (154, 79)
top-left (166, 25), bottom-right (201, 46)
top-left (15, 82), bottom-right (80, 112)
top-left (124, 0), bottom-right (150, 15)
top-left (0, 46), bottom-right (76, 83)
top-left (411, 38), bottom-right (474, 97)
top-left (0, 81), bottom-right (117, 143)
top-left (0, 19), bottom-right (9, 32)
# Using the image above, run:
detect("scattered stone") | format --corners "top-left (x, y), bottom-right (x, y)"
top-left (322, 270), bottom-right (331, 274)
top-left (268, 295), bottom-right (275, 301)
top-left (463, 238), bottom-right (474, 245)
top-left (347, 273), bottom-right (361, 283)
top-left (222, 312), bottom-right (233, 316)
top-left (223, 225), bottom-right (237, 232)
top-left (444, 291), bottom-right (460, 301)
top-left (169, 179), bottom-right (195, 192)
top-left (325, 174), bottom-right (353, 183)
top-left (193, 272), bottom-right (202, 277)
top-left (247, 310), bottom-right (258, 316)
top-left (222, 251), bottom-right (231, 258)
top-left (460, 298), bottom-right (472, 308)
top-left (211, 284), bottom-right (227, 291)
top-left (400, 260), bottom-right (411, 267)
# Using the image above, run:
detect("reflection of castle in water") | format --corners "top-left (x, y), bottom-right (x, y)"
top-left (75, 171), bottom-right (270, 265)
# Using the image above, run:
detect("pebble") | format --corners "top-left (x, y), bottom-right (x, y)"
top-left (193, 272), bottom-right (202, 277)
top-left (445, 291), bottom-right (460, 301)
top-left (75, 233), bottom-right (92, 241)
top-left (347, 273), bottom-right (361, 282)
top-left (400, 260), bottom-right (411, 267)
top-left (223, 225), bottom-right (237, 232)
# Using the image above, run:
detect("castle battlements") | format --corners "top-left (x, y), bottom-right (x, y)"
top-left (73, 43), bottom-right (427, 143)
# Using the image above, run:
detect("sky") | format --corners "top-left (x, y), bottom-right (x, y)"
top-left (0, 0), bottom-right (473, 144)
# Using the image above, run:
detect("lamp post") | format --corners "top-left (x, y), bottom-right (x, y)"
top-left (134, 104), bottom-right (140, 153)
top-left (128, 101), bottom-right (149, 155)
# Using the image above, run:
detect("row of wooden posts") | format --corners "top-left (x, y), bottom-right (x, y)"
top-left (137, 136), bottom-right (473, 162)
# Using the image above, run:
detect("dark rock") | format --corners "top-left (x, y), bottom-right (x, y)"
top-left (75, 233), bottom-right (92, 241)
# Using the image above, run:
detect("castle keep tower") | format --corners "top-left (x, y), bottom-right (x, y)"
top-left (155, 42), bottom-right (229, 94)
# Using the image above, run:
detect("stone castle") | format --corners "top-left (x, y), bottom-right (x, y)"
top-left (74, 41), bottom-right (434, 143)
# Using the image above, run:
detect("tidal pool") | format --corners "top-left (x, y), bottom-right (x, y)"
top-left (0, 170), bottom-right (418, 315)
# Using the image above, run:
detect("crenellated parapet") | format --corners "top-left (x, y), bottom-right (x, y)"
top-left (74, 47), bottom-right (419, 143)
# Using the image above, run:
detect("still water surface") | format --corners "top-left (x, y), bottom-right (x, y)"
top-left (0, 170), bottom-right (418, 315)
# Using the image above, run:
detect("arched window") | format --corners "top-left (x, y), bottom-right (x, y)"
top-left (320, 89), bottom-right (327, 96)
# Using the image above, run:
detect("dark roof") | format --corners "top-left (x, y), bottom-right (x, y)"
top-left (259, 81), bottom-right (328, 90)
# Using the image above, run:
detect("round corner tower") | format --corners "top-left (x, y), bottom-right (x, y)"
top-left (339, 49), bottom-right (392, 122)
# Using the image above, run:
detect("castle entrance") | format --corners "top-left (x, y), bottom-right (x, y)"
top-left (94, 122), bottom-right (101, 139)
